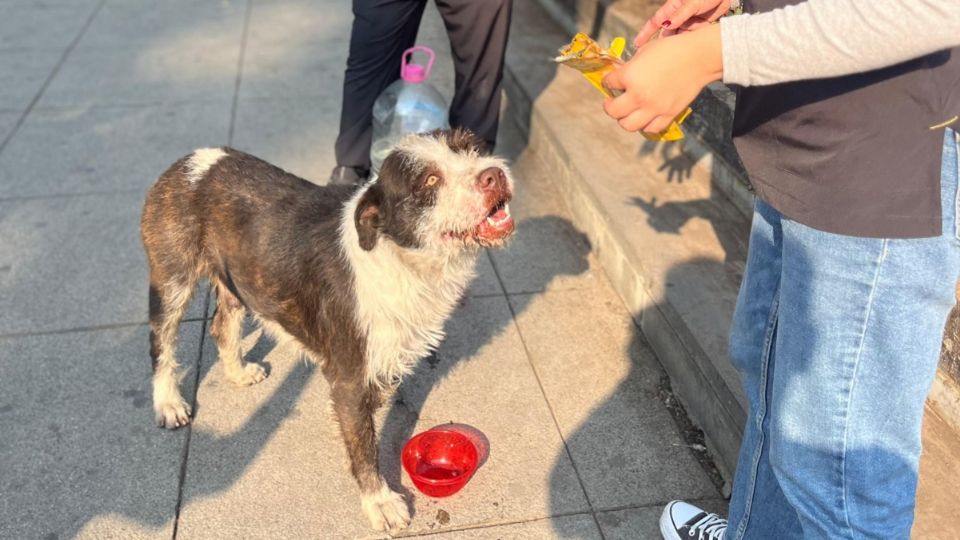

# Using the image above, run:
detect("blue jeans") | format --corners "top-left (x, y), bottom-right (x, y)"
top-left (726, 130), bottom-right (960, 539)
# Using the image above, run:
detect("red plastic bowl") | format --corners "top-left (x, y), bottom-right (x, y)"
top-left (402, 429), bottom-right (479, 498)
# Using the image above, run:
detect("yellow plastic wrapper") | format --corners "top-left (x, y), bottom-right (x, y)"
top-left (554, 32), bottom-right (691, 142)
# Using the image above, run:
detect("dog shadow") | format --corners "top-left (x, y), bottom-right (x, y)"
top-left (181, 295), bottom-right (279, 421)
top-left (376, 215), bottom-right (593, 512)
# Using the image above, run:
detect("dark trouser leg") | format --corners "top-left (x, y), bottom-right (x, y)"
top-left (434, 0), bottom-right (512, 151)
top-left (334, 0), bottom-right (428, 171)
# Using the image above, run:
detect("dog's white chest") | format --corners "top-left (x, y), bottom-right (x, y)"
top-left (350, 244), bottom-right (476, 386)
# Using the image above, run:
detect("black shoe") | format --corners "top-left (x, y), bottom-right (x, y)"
top-left (329, 165), bottom-right (369, 187)
top-left (660, 501), bottom-right (728, 540)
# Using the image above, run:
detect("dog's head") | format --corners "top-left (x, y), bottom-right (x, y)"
top-left (353, 128), bottom-right (515, 253)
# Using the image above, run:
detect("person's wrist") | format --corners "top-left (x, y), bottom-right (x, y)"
top-left (688, 24), bottom-right (724, 85)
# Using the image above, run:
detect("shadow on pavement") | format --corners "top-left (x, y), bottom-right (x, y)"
top-left (377, 215), bottom-right (592, 512)
top-left (546, 259), bottom-right (729, 538)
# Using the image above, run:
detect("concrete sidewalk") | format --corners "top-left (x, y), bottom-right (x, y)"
top-left (0, 1), bottom-right (723, 538)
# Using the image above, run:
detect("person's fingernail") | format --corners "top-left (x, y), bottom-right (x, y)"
top-left (662, 20), bottom-right (672, 28)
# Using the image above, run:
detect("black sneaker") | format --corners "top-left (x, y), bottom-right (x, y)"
top-left (329, 165), bottom-right (369, 187)
top-left (660, 500), bottom-right (728, 540)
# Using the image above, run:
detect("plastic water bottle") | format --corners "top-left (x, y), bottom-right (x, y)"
top-left (371, 47), bottom-right (449, 172)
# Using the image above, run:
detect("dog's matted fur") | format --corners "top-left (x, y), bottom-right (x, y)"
top-left (140, 129), bottom-right (514, 531)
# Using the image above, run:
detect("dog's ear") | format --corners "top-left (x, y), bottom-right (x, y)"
top-left (354, 186), bottom-right (382, 251)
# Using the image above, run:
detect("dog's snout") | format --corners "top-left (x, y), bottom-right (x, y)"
top-left (477, 167), bottom-right (505, 191)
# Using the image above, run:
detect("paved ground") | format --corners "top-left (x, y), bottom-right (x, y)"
top-left (0, 1), bottom-right (724, 538)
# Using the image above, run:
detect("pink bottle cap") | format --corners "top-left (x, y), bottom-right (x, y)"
top-left (401, 46), bottom-right (436, 84)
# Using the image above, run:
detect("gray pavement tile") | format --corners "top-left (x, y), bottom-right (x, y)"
top-left (467, 250), bottom-right (503, 297)
top-left (76, 0), bottom-right (246, 51)
top-left (0, 49), bottom-right (63, 111)
top-left (596, 506), bottom-right (662, 539)
top-left (174, 324), bottom-right (355, 539)
top-left (0, 102), bottom-right (231, 198)
top-left (406, 514), bottom-right (602, 539)
top-left (38, 43), bottom-right (240, 107)
top-left (178, 295), bottom-right (587, 538)
top-left (0, 322), bottom-right (203, 540)
top-left (596, 500), bottom-right (729, 540)
top-left (0, 110), bottom-right (20, 143)
top-left (178, 319), bottom-right (408, 540)
top-left (0, 192), bottom-right (207, 335)
top-left (231, 96), bottom-right (341, 184)
top-left (509, 287), bottom-right (721, 511)
top-left (0, 1), bottom-right (96, 51)
top-left (238, 41), bottom-right (345, 100)
top-left (246, 0), bottom-right (352, 47)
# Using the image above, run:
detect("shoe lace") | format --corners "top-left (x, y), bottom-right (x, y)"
top-left (687, 513), bottom-right (727, 540)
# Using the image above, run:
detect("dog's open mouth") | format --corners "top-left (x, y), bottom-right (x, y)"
top-left (476, 198), bottom-right (514, 242)
top-left (444, 196), bottom-right (515, 245)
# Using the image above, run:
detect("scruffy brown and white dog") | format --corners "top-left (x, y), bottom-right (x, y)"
top-left (140, 128), bottom-right (514, 531)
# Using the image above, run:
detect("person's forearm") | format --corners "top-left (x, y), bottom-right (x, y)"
top-left (721, 0), bottom-right (960, 87)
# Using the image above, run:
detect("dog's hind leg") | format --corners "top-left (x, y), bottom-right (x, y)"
top-left (329, 381), bottom-right (411, 532)
top-left (149, 274), bottom-right (197, 429)
top-left (210, 280), bottom-right (266, 386)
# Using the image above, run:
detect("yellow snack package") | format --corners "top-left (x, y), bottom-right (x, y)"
top-left (554, 32), bottom-right (691, 142)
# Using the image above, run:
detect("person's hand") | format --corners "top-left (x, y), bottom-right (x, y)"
top-left (603, 25), bottom-right (723, 134)
top-left (634, 0), bottom-right (731, 47)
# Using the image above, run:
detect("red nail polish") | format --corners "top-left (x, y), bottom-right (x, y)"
top-left (662, 19), bottom-right (672, 28)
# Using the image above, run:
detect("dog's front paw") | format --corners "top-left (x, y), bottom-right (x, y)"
top-left (361, 485), bottom-right (411, 532)
top-left (154, 399), bottom-right (191, 429)
top-left (226, 362), bottom-right (268, 386)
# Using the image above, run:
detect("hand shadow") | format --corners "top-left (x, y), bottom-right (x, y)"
top-left (638, 139), bottom-right (707, 184)
top-left (629, 137), bottom-right (748, 265)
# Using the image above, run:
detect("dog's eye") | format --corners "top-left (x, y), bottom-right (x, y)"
top-left (425, 175), bottom-right (440, 187)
